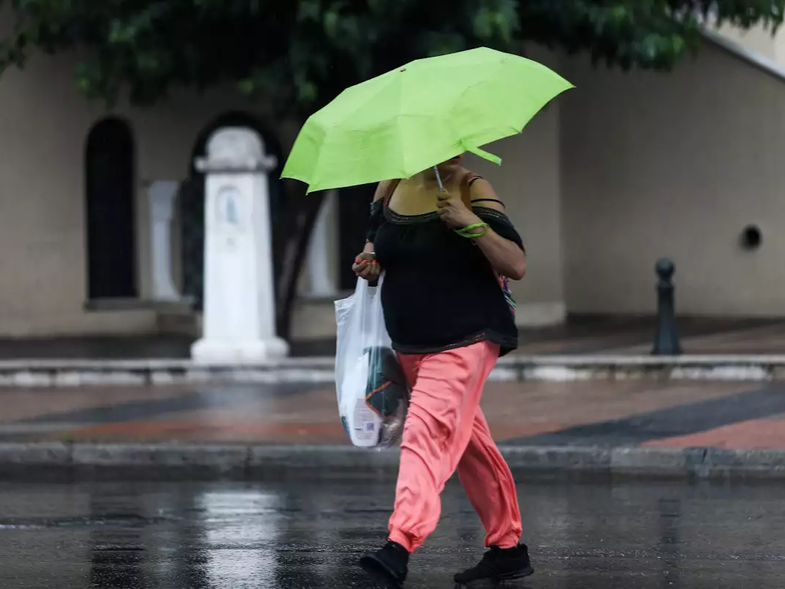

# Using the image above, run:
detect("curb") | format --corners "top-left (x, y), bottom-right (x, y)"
top-left (1, 443), bottom-right (785, 480)
top-left (2, 355), bottom-right (785, 387)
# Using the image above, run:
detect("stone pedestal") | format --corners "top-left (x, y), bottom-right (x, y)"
top-left (191, 127), bottom-right (289, 364)
top-left (147, 181), bottom-right (181, 301)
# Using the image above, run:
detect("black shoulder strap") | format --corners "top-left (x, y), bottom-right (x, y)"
top-left (460, 173), bottom-right (482, 207)
top-left (381, 179), bottom-right (401, 210)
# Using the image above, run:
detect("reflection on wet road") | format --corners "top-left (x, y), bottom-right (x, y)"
top-left (0, 477), bottom-right (782, 588)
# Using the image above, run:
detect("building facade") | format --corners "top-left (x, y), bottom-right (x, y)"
top-left (1, 29), bottom-right (784, 341)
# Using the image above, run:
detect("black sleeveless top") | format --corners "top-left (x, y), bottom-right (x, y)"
top-left (367, 186), bottom-right (524, 357)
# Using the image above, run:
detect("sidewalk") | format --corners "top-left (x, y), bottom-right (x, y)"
top-left (1, 317), bottom-right (783, 359)
top-left (2, 379), bottom-right (785, 479)
top-left (3, 319), bottom-right (785, 387)
top-left (2, 318), bottom-right (785, 477)
top-left (0, 379), bottom-right (778, 447)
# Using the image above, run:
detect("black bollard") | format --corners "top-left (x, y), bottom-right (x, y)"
top-left (652, 258), bottom-right (682, 356)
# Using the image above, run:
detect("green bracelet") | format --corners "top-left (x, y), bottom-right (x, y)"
top-left (455, 222), bottom-right (489, 239)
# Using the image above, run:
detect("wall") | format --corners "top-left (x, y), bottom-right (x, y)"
top-left (7, 33), bottom-right (781, 338)
top-left (716, 22), bottom-right (780, 61)
top-left (0, 49), bottom-right (269, 336)
top-left (715, 21), bottom-right (785, 69)
top-left (560, 41), bottom-right (785, 317)
top-left (466, 112), bottom-right (565, 326)
top-left (467, 47), bottom-right (566, 326)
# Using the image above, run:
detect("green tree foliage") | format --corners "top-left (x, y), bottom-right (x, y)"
top-left (0, 1), bottom-right (782, 115)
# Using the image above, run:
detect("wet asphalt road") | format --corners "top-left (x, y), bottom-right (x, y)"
top-left (0, 477), bottom-right (782, 589)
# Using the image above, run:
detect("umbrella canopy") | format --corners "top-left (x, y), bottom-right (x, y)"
top-left (282, 47), bottom-right (574, 193)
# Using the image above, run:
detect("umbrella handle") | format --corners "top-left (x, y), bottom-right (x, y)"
top-left (433, 166), bottom-right (445, 193)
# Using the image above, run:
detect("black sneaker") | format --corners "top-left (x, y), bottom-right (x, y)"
top-left (454, 544), bottom-right (534, 586)
top-left (359, 540), bottom-right (409, 587)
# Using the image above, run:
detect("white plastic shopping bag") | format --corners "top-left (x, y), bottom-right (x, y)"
top-left (334, 274), bottom-right (409, 449)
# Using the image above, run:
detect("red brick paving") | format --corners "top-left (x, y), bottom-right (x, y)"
top-left (644, 419), bottom-right (785, 450)
top-left (4, 321), bottom-right (785, 449)
top-left (10, 380), bottom-right (752, 446)
top-left (0, 385), bottom-right (197, 424)
top-left (67, 421), bottom-right (349, 444)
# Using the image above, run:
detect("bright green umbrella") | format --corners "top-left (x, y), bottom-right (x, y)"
top-left (282, 47), bottom-right (573, 193)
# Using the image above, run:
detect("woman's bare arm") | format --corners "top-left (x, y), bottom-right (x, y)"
top-left (353, 180), bottom-right (391, 279)
top-left (467, 180), bottom-right (526, 280)
top-left (362, 180), bottom-right (391, 254)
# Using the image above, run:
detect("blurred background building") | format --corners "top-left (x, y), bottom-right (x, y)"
top-left (0, 23), bottom-right (783, 343)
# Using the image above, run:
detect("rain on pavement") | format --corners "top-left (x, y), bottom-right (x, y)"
top-left (0, 476), bottom-right (782, 588)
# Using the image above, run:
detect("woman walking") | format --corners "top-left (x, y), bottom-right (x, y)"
top-left (354, 155), bottom-right (532, 587)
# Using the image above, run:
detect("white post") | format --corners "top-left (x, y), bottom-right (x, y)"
top-left (305, 189), bottom-right (339, 297)
top-left (191, 127), bottom-right (289, 364)
top-left (147, 180), bottom-right (181, 301)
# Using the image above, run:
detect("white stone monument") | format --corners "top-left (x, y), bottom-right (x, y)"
top-left (146, 180), bottom-right (181, 301)
top-left (191, 127), bottom-right (289, 364)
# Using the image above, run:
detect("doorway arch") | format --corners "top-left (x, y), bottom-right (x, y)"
top-left (84, 117), bottom-right (137, 300)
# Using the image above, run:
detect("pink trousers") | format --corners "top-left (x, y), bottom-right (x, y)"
top-left (388, 341), bottom-right (523, 553)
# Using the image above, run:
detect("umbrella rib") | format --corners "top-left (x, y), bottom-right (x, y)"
top-left (444, 78), bottom-right (496, 153)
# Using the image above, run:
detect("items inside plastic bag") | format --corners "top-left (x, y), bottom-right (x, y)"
top-left (335, 276), bottom-right (409, 449)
